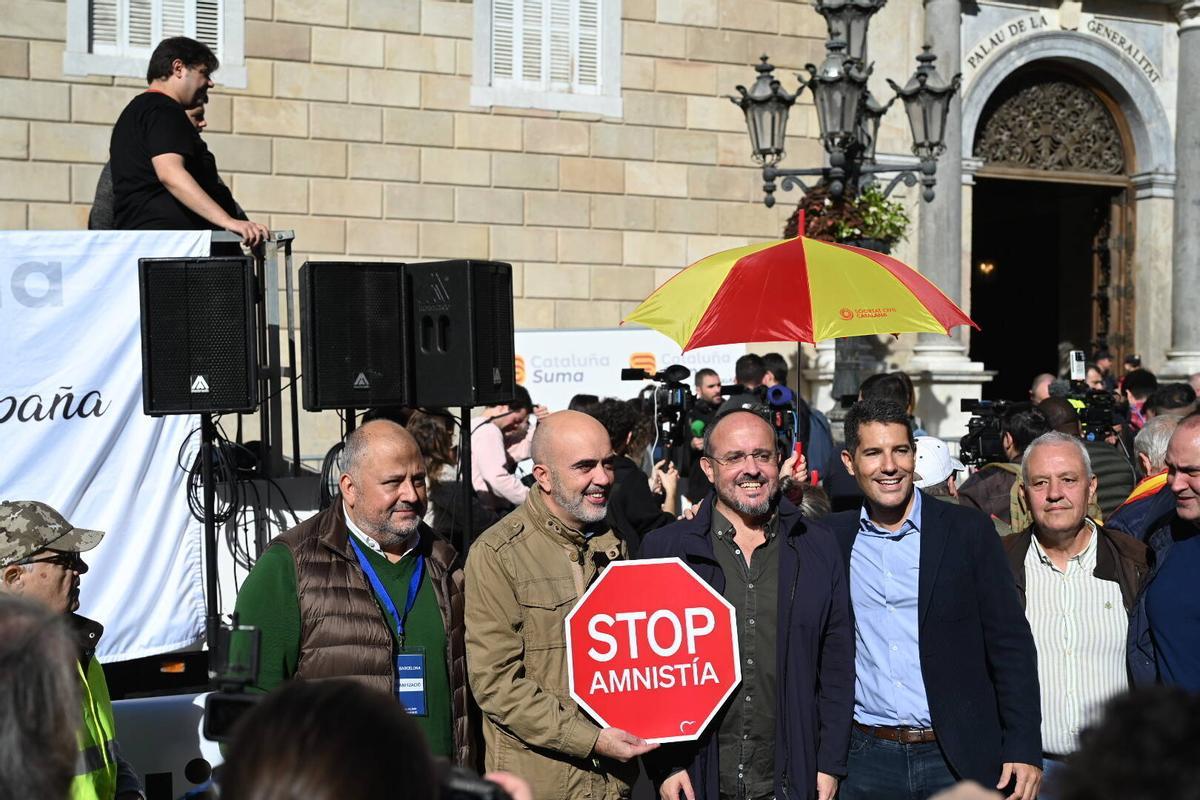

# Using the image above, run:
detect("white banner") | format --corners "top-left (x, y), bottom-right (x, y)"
top-left (0, 231), bottom-right (211, 662)
top-left (514, 328), bottom-right (746, 411)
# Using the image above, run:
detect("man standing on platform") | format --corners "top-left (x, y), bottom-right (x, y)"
top-left (234, 420), bottom-right (476, 767)
top-left (466, 411), bottom-right (656, 800)
top-left (109, 36), bottom-right (267, 245)
top-left (826, 399), bottom-right (1043, 800)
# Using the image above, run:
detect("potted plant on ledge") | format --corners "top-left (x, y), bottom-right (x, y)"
top-left (784, 182), bottom-right (910, 255)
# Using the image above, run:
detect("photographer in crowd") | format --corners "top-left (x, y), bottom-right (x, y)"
top-left (685, 368), bottom-right (724, 505)
top-left (958, 407), bottom-right (1052, 530)
top-left (1037, 397), bottom-right (1134, 519)
top-left (587, 398), bottom-right (677, 554)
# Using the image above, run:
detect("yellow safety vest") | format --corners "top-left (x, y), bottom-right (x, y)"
top-left (71, 657), bottom-right (119, 800)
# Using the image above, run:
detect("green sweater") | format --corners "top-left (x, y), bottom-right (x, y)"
top-left (233, 541), bottom-right (453, 757)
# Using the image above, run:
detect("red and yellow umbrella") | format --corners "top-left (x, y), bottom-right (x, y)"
top-left (623, 235), bottom-right (978, 350)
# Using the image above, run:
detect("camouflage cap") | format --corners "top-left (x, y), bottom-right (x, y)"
top-left (0, 501), bottom-right (105, 567)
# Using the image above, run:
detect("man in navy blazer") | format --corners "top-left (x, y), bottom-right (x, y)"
top-left (826, 399), bottom-right (1042, 800)
top-left (641, 409), bottom-right (855, 800)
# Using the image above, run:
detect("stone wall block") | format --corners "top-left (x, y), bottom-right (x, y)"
top-left (422, 147), bottom-right (490, 185)
top-left (347, 218), bottom-right (419, 254)
top-left (351, 0), bottom-right (421, 33)
top-left (0, 161), bottom-right (69, 201)
top-left (492, 225), bottom-right (558, 262)
top-left (419, 221), bottom-right (489, 258)
top-left (590, 124), bottom-right (655, 160)
top-left (29, 121), bottom-right (109, 163)
top-left (349, 67), bottom-right (421, 106)
top-left (591, 195), bottom-right (656, 231)
top-left (623, 231), bottom-right (687, 267)
top-left (309, 178), bottom-right (382, 217)
top-left (231, 174), bottom-right (310, 213)
top-left (384, 107), bottom-right (454, 146)
top-left (625, 161), bottom-right (688, 197)
top-left (385, 183), bottom-right (454, 220)
top-left (493, 152), bottom-right (559, 190)
top-left (385, 32), bottom-right (457, 72)
top-left (245, 20), bottom-right (312, 61)
top-left (525, 191), bottom-right (590, 228)
top-left (348, 142), bottom-right (420, 181)
top-left (233, 97), bottom-right (309, 137)
top-left (274, 139), bottom-right (348, 178)
top-left (656, 197), bottom-right (719, 234)
top-left (312, 28), bottom-right (385, 68)
top-left (523, 262), bottom-right (589, 299)
top-left (1, 78), bottom-right (69, 121)
top-left (312, 102), bottom-right (382, 142)
top-left (560, 157), bottom-right (624, 193)
top-left (558, 229), bottom-right (624, 264)
top-left (590, 265), bottom-right (655, 300)
top-left (456, 112), bottom-right (523, 150)
top-left (455, 186), bottom-right (525, 224)
top-left (273, 62), bottom-right (348, 102)
top-left (523, 118), bottom-right (589, 156)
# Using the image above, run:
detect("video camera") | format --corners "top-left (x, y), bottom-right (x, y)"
top-left (1067, 348), bottom-right (1116, 442)
top-left (622, 364), bottom-right (695, 460)
top-left (958, 399), bottom-right (1030, 467)
top-left (716, 384), bottom-right (801, 452)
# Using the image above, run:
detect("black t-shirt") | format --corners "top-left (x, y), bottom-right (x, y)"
top-left (110, 91), bottom-right (211, 230)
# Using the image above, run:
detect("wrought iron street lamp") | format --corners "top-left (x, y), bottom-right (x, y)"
top-left (729, 3), bottom-right (961, 208)
top-left (813, 0), bottom-right (885, 63)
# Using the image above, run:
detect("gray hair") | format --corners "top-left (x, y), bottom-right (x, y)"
top-left (0, 594), bottom-right (80, 800)
top-left (1135, 414), bottom-right (1182, 474)
top-left (1021, 431), bottom-right (1093, 484)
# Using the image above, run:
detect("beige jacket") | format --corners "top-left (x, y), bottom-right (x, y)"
top-left (465, 489), bottom-right (634, 800)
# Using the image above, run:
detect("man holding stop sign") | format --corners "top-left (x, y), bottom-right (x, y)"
top-left (640, 408), bottom-right (856, 800)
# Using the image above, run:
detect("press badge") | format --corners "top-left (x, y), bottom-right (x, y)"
top-left (396, 646), bottom-right (427, 716)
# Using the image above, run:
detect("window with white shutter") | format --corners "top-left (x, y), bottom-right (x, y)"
top-left (64, 0), bottom-right (246, 88)
top-left (472, 0), bottom-right (621, 117)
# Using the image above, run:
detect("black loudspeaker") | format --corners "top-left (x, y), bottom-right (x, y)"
top-left (408, 260), bottom-right (515, 407)
top-left (299, 262), bottom-right (411, 410)
top-left (138, 257), bottom-right (258, 415)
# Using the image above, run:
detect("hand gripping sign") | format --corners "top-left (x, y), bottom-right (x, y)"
top-left (565, 558), bottom-right (741, 743)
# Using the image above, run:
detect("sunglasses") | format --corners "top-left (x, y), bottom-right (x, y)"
top-left (17, 551), bottom-right (85, 570)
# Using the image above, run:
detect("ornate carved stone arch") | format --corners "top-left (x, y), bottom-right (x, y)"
top-left (973, 74), bottom-right (1125, 175)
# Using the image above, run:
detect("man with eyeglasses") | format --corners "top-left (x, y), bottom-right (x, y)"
top-left (0, 500), bottom-right (145, 800)
top-left (642, 408), bottom-right (855, 800)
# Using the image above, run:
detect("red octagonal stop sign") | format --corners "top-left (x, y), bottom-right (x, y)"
top-left (565, 558), bottom-right (741, 743)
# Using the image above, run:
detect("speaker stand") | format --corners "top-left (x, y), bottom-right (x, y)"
top-left (460, 406), bottom-right (474, 551)
top-left (200, 414), bottom-right (221, 649)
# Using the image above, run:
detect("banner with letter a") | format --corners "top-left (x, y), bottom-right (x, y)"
top-left (0, 231), bottom-right (211, 662)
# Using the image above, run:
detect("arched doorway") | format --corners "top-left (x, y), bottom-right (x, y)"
top-left (968, 66), bottom-right (1134, 399)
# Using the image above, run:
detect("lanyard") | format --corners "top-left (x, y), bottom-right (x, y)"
top-left (348, 537), bottom-right (425, 643)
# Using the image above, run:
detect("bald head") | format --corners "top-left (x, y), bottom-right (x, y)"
top-left (342, 419), bottom-right (421, 479)
top-left (339, 419), bottom-right (427, 549)
top-left (530, 411), bottom-right (615, 529)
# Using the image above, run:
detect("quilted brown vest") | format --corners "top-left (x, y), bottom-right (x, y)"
top-left (275, 504), bottom-right (479, 768)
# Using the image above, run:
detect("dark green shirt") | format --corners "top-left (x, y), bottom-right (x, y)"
top-left (233, 539), bottom-right (454, 757)
top-left (710, 508), bottom-right (780, 800)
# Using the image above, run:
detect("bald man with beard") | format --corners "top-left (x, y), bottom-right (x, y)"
top-left (466, 411), bottom-right (657, 800)
top-left (234, 419), bottom-right (477, 766)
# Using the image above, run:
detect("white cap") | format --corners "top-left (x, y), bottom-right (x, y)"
top-left (913, 436), bottom-right (965, 488)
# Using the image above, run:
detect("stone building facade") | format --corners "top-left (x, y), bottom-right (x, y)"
top-left (0, 0), bottom-right (1196, 451)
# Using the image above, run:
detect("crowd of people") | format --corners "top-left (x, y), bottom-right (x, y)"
top-left (6, 344), bottom-right (1200, 800)
top-left (5, 27), bottom-right (1200, 800)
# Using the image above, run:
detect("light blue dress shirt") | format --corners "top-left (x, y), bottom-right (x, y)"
top-left (850, 489), bottom-right (932, 727)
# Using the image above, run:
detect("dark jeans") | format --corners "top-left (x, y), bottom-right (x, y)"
top-left (840, 726), bottom-right (958, 800)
